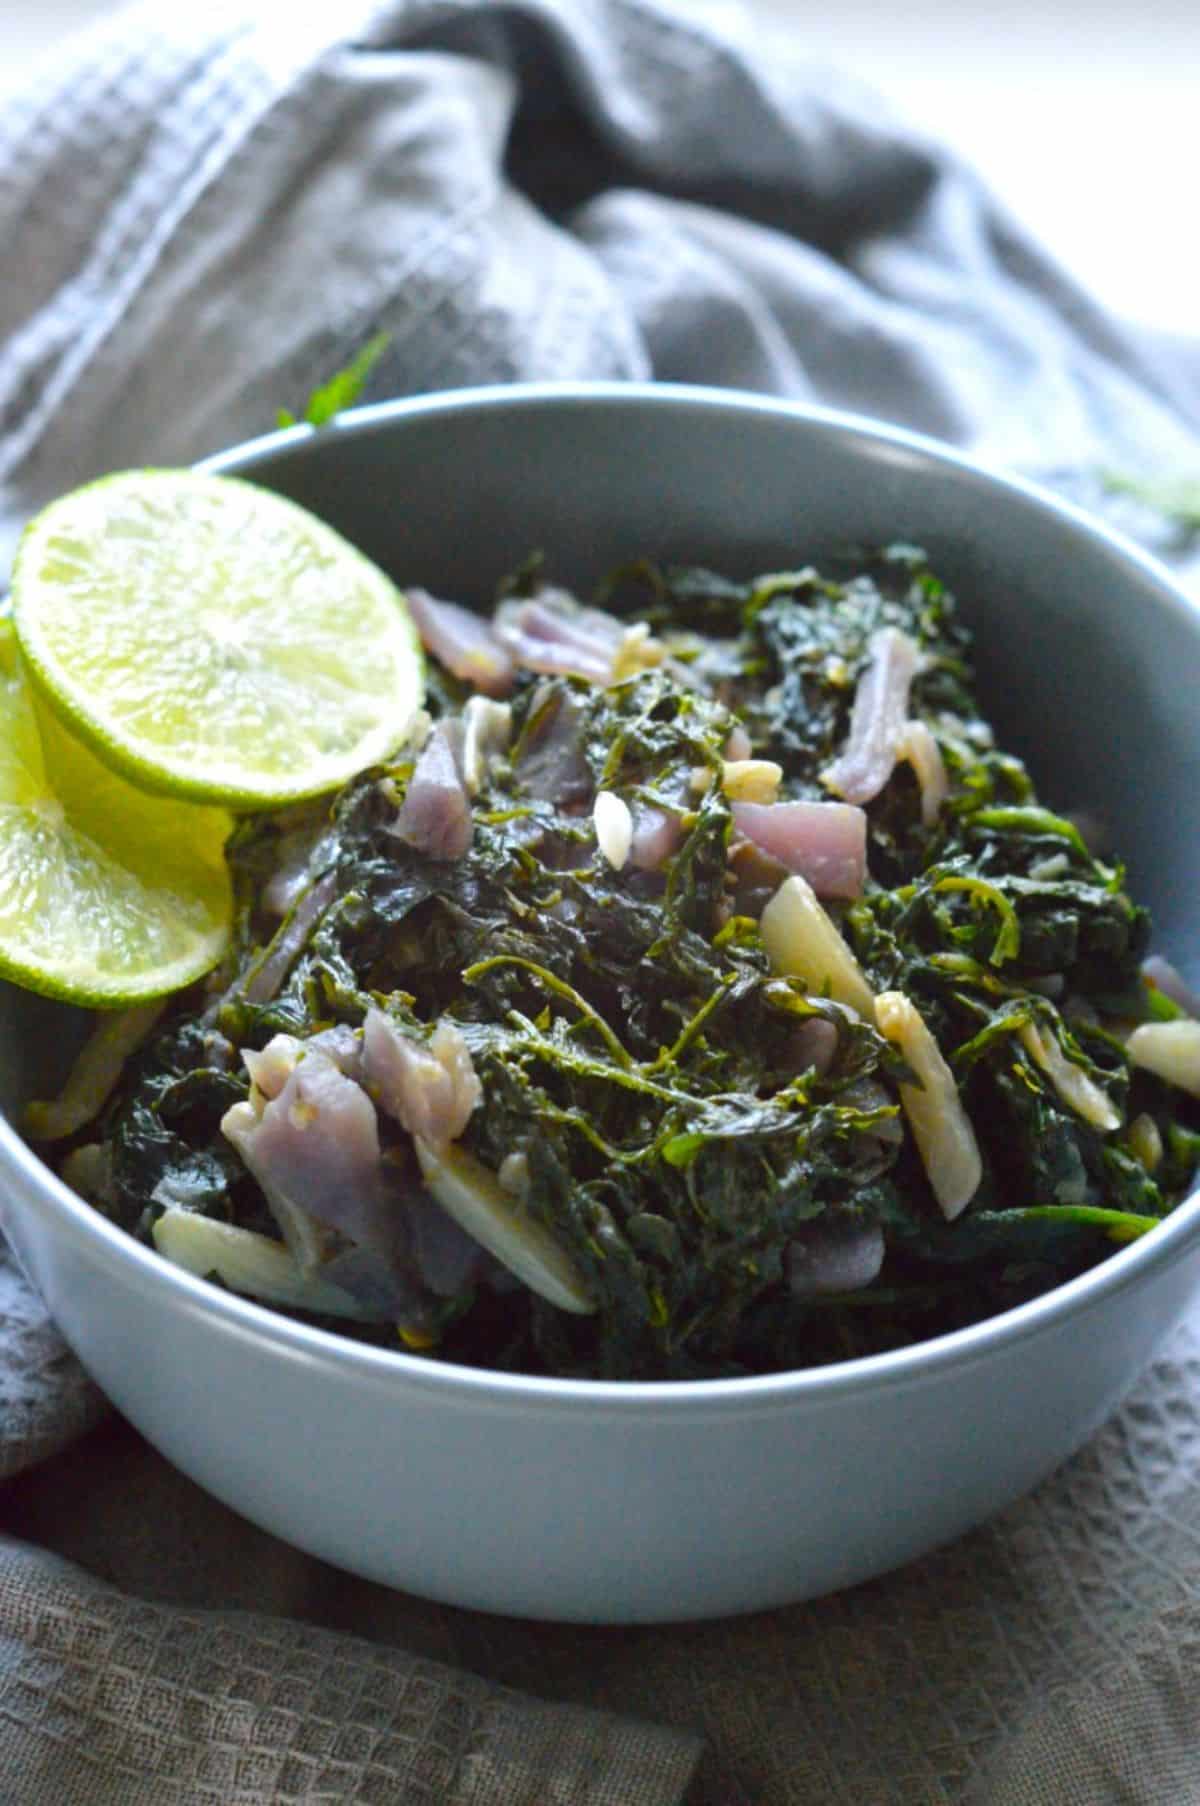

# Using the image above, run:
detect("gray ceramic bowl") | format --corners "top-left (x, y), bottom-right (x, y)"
top-left (3, 383), bottom-right (1199, 1623)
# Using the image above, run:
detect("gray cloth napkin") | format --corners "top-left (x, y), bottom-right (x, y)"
top-left (0, 1530), bottom-right (701, 1805)
top-left (2, 1), bottom-right (1200, 1801)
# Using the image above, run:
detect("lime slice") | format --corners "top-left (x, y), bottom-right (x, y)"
top-left (12, 469), bottom-right (422, 808)
top-left (0, 633), bottom-right (233, 1006)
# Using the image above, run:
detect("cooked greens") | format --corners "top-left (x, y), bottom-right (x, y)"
top-left (50, 547), bottom-right (1199, 1379)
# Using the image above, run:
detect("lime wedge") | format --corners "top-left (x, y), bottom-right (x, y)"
top-left (0, 635), bottom-right (233, 1006)
top-left (12, 469), bottom-right (422, 808)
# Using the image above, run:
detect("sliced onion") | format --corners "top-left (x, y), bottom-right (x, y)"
top-left (895, 719), bottom-right (949, 826)
top-left (460, 696), bottom-right (512, 796)
top-left (152, 1208), bottom-right (381, 1320)
top-left (1019, 1020), bottom-right (1120, 1131)
top-left (390, 719), bottom-right (472, 862)
top-left (629, 804), bottom-right (683, 871)
top-left (363, 1009), bottom-right (481, 1146)
top-left (733, 800), bottom-right (867, 900)
top-left (414, 1138), bottom-right (594, 1315)
top-left (1127, 1020), bottom-right (1200, 1097)
top-left (874, 990), bottom-right (982, 1220)
top-left (759, 875), bottom-right (875, 1020)
top-left (821, 627), bottom-right (920, 804)
top-left (24, 1000), bottom-right (166, 1141)
top-left (243, 871), bottom-right (338, 1006)
top-left (404, 587), bottom-right (514, 697)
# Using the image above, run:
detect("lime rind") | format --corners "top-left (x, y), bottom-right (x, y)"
top-left (12, 468), bottom-right (423, 808)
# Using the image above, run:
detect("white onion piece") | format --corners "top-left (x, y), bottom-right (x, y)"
top-left (1018, 1021), bottom-right (1120, 1131)
top-left (759, 875), bottom-right (875, 1020)
top-left (152, 1208), bottom-right (379, 1320)
top-left (414, 1138), bottom-right (594, 1315)
top-left (1127, 1020), bottom-right (1200, 1098)
top-left (1128, 1113), bottom-right (1163, 1172)
top-left (895, 719), bottom-right (949, 826)
top-left (460, 696), bottom-right (512, 796)
top-left (59, 1142), bottom-right (113, 1203)
top-left (1028, 853), bottom-right (1070, 882)
top-left (498, 1151), bottom-right (532, 1198)
top-left (874, 990), bottom-right (982, 1221)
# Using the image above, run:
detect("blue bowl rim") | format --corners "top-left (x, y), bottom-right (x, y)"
top-left (6, 378), bottom-right (1200, 1418)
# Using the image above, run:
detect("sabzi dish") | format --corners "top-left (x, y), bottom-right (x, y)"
top-left (41, 546), bottom-right (1200, 1379)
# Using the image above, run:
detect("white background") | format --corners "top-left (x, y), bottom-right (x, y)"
top-left (1, 0), bottom-right (1197, 334)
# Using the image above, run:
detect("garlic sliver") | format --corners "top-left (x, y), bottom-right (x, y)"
top-left (593, 790), bottom-right (633, 870)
